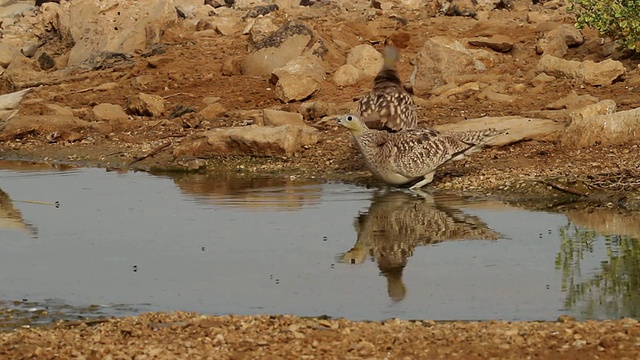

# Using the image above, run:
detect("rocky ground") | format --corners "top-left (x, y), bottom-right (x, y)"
top-left (1, 0), bottom-right (640, 357)
top-left (2, 312), bottom-right (640, 359)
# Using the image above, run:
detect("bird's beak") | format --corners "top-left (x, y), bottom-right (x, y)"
top-left (317, 115), bottom-right (340, 125)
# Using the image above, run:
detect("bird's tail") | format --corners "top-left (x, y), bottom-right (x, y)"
top-left (383, 45), bottom-right (400, 70)
top-left (453, 128), bottom-right (507, 146)
top-left (447, 128), bottom-right (507, 160)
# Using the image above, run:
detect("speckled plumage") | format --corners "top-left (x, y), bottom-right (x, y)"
top-left (339, 190), bottom-right (502, 300)
top-left (356, 45), bottom-right (416, 132)
top-left (337, 114), bottom-right (503, 189)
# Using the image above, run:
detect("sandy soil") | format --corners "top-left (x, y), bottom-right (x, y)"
top-left (2, 1), bottom-right (640, 358)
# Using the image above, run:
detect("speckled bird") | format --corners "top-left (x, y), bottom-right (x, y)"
top-left (336, 114), bottom-right (504, 190)
top-left (356, 45), bottom-right (416, 132)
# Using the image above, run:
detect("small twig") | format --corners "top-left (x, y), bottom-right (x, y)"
top-left (542, 180), bottom-right (588, 197)
top-left (162, 92), bottom-right (195, 99)
top-left (15, 200), bottom-right (60, 207)
top-left (69, 87), bottom-right (95, 94)
top-left (128, 142), bottom-right (172, 166)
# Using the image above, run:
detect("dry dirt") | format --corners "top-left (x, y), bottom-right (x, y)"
top-left (1, 312), bottom-right (640, 359)
top-left (2, 1), bottom-right (640, 358)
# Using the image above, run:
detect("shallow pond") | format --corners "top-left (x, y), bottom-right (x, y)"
top-left (1, 161), bottom-right (639, 327)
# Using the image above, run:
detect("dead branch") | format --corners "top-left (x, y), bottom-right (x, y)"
top-left (128, 142), bottom-right (172, 166)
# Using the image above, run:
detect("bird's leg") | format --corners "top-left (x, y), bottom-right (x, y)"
top-left (409, 171), bottom-right (435, 190)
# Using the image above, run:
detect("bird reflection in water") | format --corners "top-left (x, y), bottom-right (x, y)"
top-left (338, 190), bottom-right (502, 301)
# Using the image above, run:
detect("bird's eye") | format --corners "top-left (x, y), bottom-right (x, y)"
top-left (347, 116), bottom-right (353, 121)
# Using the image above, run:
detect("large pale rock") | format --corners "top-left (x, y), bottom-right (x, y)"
top-left (434, 116), bottom-right (565, 146)
top-left (346, 44), bottom-right (383, 78)
top-left (92, 103), bottom-right (129, 122)
top-left (569, 100), bottom-right (617, 123)
top-left (271, 55), bottom-right (324, 102)
top-left (274, 73), bottom-right (320, 102)
top-left (245, 17), bottom-right (280, 44)
top-left (411, 37), bottom-right (488, 96)
top-left (562, 107), bottom-right (640, 148)
top-left (536, 24), bottom-right (584, 58)
top-left (0, 43), bottom-right (17, 68)
top-left (173, 124), bottom-right (320, 157)
top-left (199, 102), bottom-right (227, 120)
top-left (333, 64), bottom-right (362, 86)
top-left (59, 0), bottom-right (178, 65)
top-left (125, 93), bottom-right (165, 117)
top-left (272, 55), bottom-right (325, 82)
top-left (262, 109), bottom-right (305, 126)
top-left (242, 22), bottom-right (322, 76)
top-left (537, 55), bottom-right (625, 86)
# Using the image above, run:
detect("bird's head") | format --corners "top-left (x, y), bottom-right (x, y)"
top-left (335, 114), bottom-right (366, 134)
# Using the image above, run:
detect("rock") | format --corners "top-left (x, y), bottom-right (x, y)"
top-left (562, 107), bottom-right (640, 148)
top-left (333, 64), bottom-right (362, 86)
top-left (37, 52), bottom-right (55, 70)
top-left (221, 57), bottom-right (242, 76)
top-left (272, 55), bottom-right (325, 83)
top-left (298, 101), bottom-right (355, 120)
top-left (243, 4), bottom-right (279, 20)
top-left (45, 104), bottom-right (74, 116)
top-left (92, 103), bottom-right (129, 122)
top-left (0, 43), bottom-right (17, 68)
top-left (468, 35), bottom-right (514, 52)
top-left (60, 0), bottom-right (178, 65)
top-left (21, 42), bottom-right (38, 58)
top-left (397, 0), bottom-right (428, 9)
top-left (0, 3), bottom-right (35, 18)
top-left (0, 115), bottom-right (92, 141)
top-left (346, 44), bottom-right (383, 78)
top-left (271, 55), bottom-right (324, 103)
top-left (246, 17), bottom-right (280, 45)
top-left (191, 4), bottom-right (217, 18)
top-left (432, 82), bottom-right (482, 100)
top-left (569, 100), bottom-right (617, 123)
top-left (199, 102), bottom-right (227, 120)
top-left (443, 0), bottom-right (477, 17)
top-left (530, 73), bottom-right (555, 86)
top-left (211, 16), bottom-right (242, 36)
top-left (125, 93), bottom-right (165, 117)
top-left (411, 36), bottom-right (488, 96)
top-left (274, 73), bottom-right (320, 102)
top-left (433, 116), bottom-right (565, 145)
top-left (536, 24), bottom-right (584, 57)
top-left (173, 124), bottom-right (320, 157)
top-left (262, 109), bottom-right (305, 126)
top-left (544, 91), bottom-right (598, 110)
top-left (477, 88), bottom-right (516, 103)
top-left (537, 55), bottom-right (625, 86)
top-left (242, 21), bottom-right (322, 76)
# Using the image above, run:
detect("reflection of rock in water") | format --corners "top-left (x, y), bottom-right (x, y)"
top-left (0, 188), bottom-right (37, 236)
top-left (169, 173), bottom-right (322, 211)
top-left (565, 208), bottom-right (640, 239)
top-left (340, 190), bottom-right (502, 301)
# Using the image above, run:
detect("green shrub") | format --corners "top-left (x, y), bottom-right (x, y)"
top-left (568, 0), bottom-right (640, 52)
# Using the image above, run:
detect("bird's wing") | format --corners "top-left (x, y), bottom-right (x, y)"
top-left (357, 89), bottom-right (416, 132)
top-left (388, 129), bottom-right (473, 178)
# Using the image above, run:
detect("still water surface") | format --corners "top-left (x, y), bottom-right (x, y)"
top-left (1, 162), bottom-right (638, 324)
